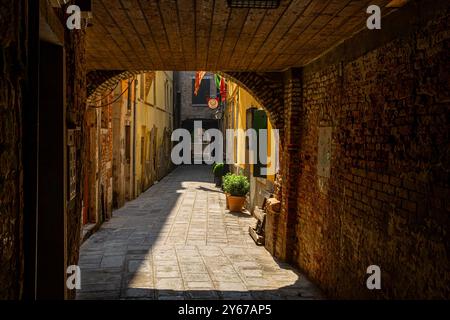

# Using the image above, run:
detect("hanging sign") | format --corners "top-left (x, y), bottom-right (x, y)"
top-left (208, 97), bottom-right (219, 110)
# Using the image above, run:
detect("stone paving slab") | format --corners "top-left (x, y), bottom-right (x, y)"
top-left (76, 165), bottom-right (323, 300)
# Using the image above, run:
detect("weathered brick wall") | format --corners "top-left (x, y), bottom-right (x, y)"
top-left (82, 102), bottom-right (113, 224)
top-left (0, 0), bottom-right (87, 300)
top-left (100, 103), bottom-right (113, 221)
top-left (0, 0), bottom-right (27, 300)
top-left (296, 8), bottom-right (450, 299)
top-left (63, 11), bottom-right (87, 300)
top-left (0, 1), bottom-right (86, 299)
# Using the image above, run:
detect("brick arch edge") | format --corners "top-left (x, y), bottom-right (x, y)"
top-left (87, 70), bottom-right (285, 131)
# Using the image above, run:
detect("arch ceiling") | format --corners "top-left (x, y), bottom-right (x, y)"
top-left (86, 0), bottom-right (395, 71)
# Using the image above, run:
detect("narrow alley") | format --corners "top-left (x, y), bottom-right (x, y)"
top-left (76, 165), bottom-right (322, 300)
top-left (2, 0), bottom-right (449, 302)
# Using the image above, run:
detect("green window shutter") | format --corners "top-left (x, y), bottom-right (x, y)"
top-left (253, 109), bottom-right (267, 178)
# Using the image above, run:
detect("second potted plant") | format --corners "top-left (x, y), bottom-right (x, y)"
top-left (212, 163), bottom-right (224, 187)
top-left (222, 173), bottom-right (250, 212)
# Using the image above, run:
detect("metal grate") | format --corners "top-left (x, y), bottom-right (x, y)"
top-left (226, 0), bottom-right (281, 9)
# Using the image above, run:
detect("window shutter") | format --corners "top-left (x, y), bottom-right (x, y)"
top-left (253, 109), bottom-right (267, 178)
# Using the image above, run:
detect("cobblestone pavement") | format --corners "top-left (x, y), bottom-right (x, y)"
top-left (76, 165), bottom-right (323, 300)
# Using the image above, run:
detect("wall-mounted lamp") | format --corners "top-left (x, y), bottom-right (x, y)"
top-left (226, 0), bottom-right (280, 9)
top-left (214, 109), bottom-right (224, 120)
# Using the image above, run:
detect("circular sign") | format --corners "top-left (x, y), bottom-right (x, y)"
top-left (208, 98), bottom-right (219, 110)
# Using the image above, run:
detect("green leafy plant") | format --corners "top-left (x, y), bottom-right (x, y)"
top-left (222, 172), bottom-right (232, 191)
top-left (211, 162), bottom-right (217, 173)
top-left (222, 173), bottom-right (250, 197)
top-left (213, 163), bottom-right (224, 177)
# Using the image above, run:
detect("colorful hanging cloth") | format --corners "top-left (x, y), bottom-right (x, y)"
top-left (214, 74), bottom-right (221, 89)
top-left (220, 77), bottom-right (227, 102)
top-left (194, 71), bottom-right (206, 96)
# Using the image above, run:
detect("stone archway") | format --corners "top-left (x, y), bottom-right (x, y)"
top-left (85, 69), bottom-right (301, 263)
top-left (87, 70), bottom-right (284, 129)
top-left (87, 70), bottom-right (144, 102)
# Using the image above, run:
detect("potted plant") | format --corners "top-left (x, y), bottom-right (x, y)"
top-left (211, 162), bottom-right (218, 183)
top-left (222, 173), bottom-right (250, 212)
top-left (222, 172), bottom-right (232, 209)
top-left (213, 163), bottom-right (224, 187)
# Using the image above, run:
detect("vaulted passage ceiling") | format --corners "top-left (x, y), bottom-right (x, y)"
top-left (86, 0), bottom-right (396, 71)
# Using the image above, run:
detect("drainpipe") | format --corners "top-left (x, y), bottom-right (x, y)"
top-left (132, 79), bottom-right (138, 198)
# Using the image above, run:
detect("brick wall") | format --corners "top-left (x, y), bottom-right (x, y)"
top-left (67, 35), bottom-right (87, 246)
top-left (61, 6), bottom-right (88, 299)
top-left (295, 6), bottom-right (450, 299)
top-left (83, 102), bottom-right (113, 225)
top-left (0, 0), bottom-right (88, 299)
top-left (100, 103), bottom-right (113, 221)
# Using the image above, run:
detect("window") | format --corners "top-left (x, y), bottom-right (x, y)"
top-left (165, 80), bottom-right (169, 109)
top-left (153, 74), bottom-right (157, 105)
top-left (140, 137), bottom-right (145, 165)
top-left (252, 109), bottom-right (268, 178)
top-left (125, 125), bottom-right (131, 162)
top-left (140, 74), bottom-right (145, 100)
top-left (127, 81), bottom-right (132, 112)
top-left (192, 78), bottom-right (210, 106)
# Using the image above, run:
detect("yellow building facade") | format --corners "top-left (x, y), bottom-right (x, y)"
top-left (134, 71), bottom-right (174, 195)
top-left (111, 71), bottom-right (174, 210)
top-left (224, 79), bottom-right (278, 211)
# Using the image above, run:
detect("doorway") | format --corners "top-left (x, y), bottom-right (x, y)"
top-left (35, 40), bottom-right (67, 299)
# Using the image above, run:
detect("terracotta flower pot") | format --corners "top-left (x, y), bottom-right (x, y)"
top-left (228, 195), bottom-right (246, 212)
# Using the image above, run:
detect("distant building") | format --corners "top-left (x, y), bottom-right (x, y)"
top-left (133, 71), bottom-right (174, 196)
top-left (173, 71), bottom-right (219, 132)
top-left (82, 72), bottom-right (174, 235)
top-left (83, 92), bottom-right (115, 228)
